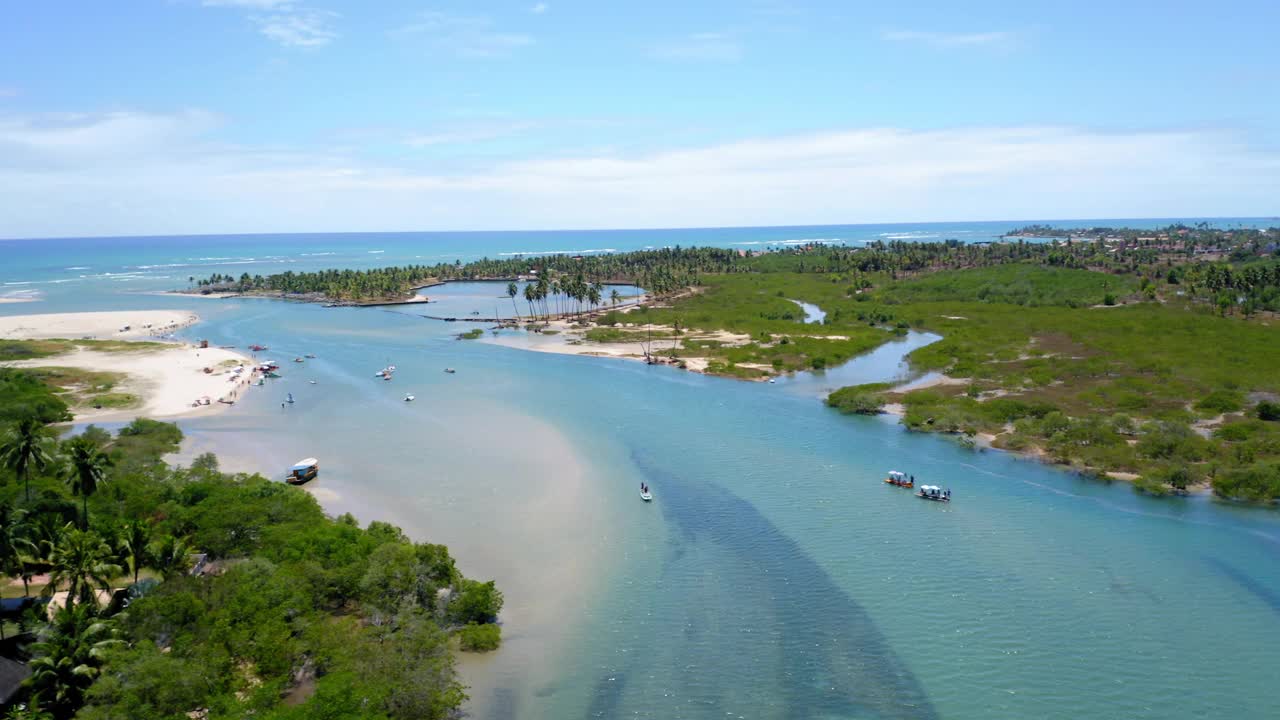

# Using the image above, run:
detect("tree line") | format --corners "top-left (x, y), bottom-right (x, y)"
top-left (0, 372), bottom-right (501, 719)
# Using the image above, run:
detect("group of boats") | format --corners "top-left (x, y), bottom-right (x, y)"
top-left (884, 470), bottom-right (953, 502)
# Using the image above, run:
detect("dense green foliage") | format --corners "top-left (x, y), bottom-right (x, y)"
top-left (0, 373), bottom-right (500, 719)
top-left (826, 383), bottom-right (892, 415)
top-left (0, 369), bottom-right (71, 425)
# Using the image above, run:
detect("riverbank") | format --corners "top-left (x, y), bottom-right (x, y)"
top-left (0, 310), bottom-right (255, 421)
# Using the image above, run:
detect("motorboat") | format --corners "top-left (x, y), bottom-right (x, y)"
top-left (294, 357), bottom-right (304, 363)
top-left (286, 458), bottom-right (318, 485)
top-left (305, 353), bottom-right (317, 359)
top-left (916, 485), bottom-right (951, 502)
top-left (286, 393), bottom-right (295, 404)
top-left (309, 380), bottom-right (317, 385)
top-left (404, 394), bottom-right (415, 402)
top-left (444, 368), bottom-right (456, 374)
top-left (639, 483), bottom-right (653, 501)
top-left (884, 470), bottom-right (914, 488)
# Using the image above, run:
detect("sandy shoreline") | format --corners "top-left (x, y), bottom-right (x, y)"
top-left (0, 310), bottom-right (256, 421)
top-left (478, 318), bottom-right (750, 376)
top-left (0, 310), bottom-right (199, 340)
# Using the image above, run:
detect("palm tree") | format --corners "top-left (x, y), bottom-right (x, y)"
top-left (523, 282), bottom-right (538, 322)
top-left (26, 603), bottom-right (122, 716)
top-left (610, 288), bottom-right (621, 308)
top-left (60, 436), bottom-right (112, 529)
top-left (119, 520), bottom-right (152, 586)
top-left (44, 527), bottom-right (120, 610)
top-left (0, 503), bottom-right (37, 597)
top-left (1, 416), bottom-right (55, 501)
top-left (506, 281), bottom-right (520, 320)
top-left (149, 534), bottom-right (191, 580)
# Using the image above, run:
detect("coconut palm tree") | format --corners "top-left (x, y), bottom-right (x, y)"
top-left (0, 503), bottom-right (37, 597)
top-left (44, 527), bottom-right (120, 610)
top-left (26, 603), bottom-right (122, 717)
top-left (610, 288), bottom-right (621, 307)
top-left (118, 520), bottom-right (152, 586)
top-left (60, 437), bottom-right (112, 529)
top-left (149, 534), bottom-right (191, 580)
top-left (523, 282), bottom-right (538, 322)
top-left (506, 281), bottom-right (520, 320)
top-left (1, 416), bottom-right (55, 501)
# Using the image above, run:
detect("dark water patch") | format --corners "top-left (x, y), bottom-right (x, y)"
top-left (467, 687), bottom-right (517, 720)
top-left (1205, 557), bottom-right (1280, 617)
top-left (585, 671), bottom-right (628, 719)
top-left (631, 450), bottom-right (938, 720)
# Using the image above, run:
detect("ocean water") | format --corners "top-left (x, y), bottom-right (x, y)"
top-left (4, 221), bottom-right (1280, 719)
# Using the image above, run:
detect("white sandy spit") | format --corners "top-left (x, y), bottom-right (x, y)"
top-left (0, 310), bottom-right (255, 421)
top-left (0, 310), bottom-right (198, 340)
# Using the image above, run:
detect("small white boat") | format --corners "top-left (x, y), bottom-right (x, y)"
top-left (286, 393), bottom-right (295, 404)
top-left (640, 489), bottom-right (653, 502)
top-left (309, 380), bottom-right (317, 385)
top-left (444, 368), bottom-right (456, 374)
top-left (404, 394), bottom-right (415, 402)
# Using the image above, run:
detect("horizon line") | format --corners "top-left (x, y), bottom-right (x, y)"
top-left (2, 215), bottom-right (1275, 243)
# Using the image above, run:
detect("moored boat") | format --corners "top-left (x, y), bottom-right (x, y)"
top-left (884, 470), bottom-right (914, 488)
top-left (286, 458), bottom-right (319, 485)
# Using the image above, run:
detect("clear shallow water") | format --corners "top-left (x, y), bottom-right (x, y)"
top-left (6, 225), bottom-right (1280, 719)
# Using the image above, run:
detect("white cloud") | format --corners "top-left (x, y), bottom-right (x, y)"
top-left (882, 29), bottom-right (1013, 48)
top-left (1, 111), bottom-right (1277, 238)
top-left (204, 0), bottom-right (339, 48)
top-left (251, 8), bottom-right (339, 47)
top-left (530, 3), bottom-right (549, 14)
top-left (404, 122), bottom-right (534, 148)
top-left (650, 32), bottom-right (743, 62)
top-left (202, 0), bottom-right (294, 8)
top-left (393, 12), bottom-right (533, 59)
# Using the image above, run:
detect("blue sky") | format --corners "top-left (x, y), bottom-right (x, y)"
top-left (1, 1), bottom-right (1278, 237)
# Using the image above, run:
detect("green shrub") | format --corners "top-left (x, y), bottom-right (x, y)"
top-left (457, 623), bottom-right (501, 652)
top-left (1194, 389), bottom-right (1245, 414)
top-left (1258, 401), bottom-right (1280, 422)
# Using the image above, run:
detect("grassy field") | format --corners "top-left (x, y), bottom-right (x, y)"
top-left (599, 274), bottom-right (899, 374)
top-left (25, 366), bottom-right (141, 411)
top-left (0, 338), bottom-right (167, 361)
top-left (809, 266), bottom-right (1280, 501)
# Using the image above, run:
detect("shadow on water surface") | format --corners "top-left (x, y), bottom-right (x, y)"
top-left (591, 450), bottom-right (938, 720)
top-left (1204, 557), bottom-right (1280, 617)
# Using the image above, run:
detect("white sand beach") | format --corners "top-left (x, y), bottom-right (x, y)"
top-left (0, 310), bottom-right (255, 421)
top-left (479, 318), bottom-right (747, 375)
top-left (0, 309), bottom-right (198, 339)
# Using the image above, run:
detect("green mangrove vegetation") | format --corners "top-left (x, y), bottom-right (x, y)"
top-left (188, 223), bottom-right (1280, 502)
top-left (0, 373), bottom-right (501, 719)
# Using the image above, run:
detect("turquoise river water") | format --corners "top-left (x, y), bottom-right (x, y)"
top-left (2, 222), bottom-right (1279, 719)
